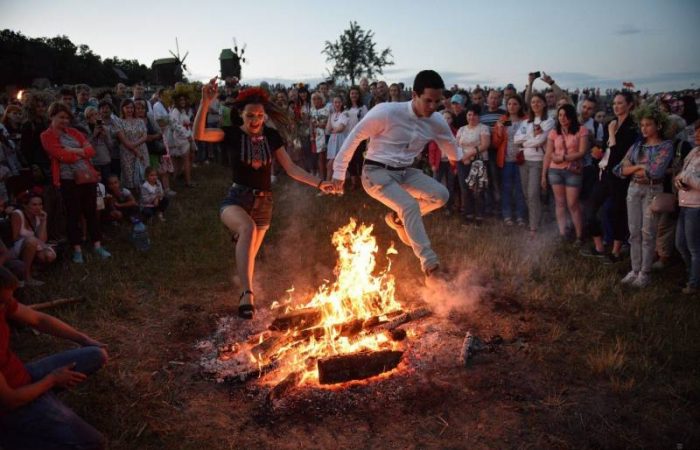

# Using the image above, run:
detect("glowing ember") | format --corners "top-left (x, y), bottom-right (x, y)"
top-left (238, 219), bottom-right (405, 385)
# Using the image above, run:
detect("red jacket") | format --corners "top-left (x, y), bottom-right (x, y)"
top-left (492, 114), bottom-right (526, 168)
top-left (428, 126), bottom-right (457, 173)
top-left (40, 127), bottom-right (96, 187)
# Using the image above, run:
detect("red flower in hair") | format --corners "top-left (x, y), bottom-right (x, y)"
top-left (235, 87), bottom-right (269, 104)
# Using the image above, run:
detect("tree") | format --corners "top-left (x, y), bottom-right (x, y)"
top-left (322, 21), bottom-right (393, 86)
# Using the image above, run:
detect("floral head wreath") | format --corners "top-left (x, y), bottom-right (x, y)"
top-left (234, 87), bottom-right (270, 106)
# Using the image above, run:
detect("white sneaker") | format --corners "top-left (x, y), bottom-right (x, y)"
top-left (631, 272), bottom-right (651, 288)
top-left (620, 270), bottom-right (639, 285)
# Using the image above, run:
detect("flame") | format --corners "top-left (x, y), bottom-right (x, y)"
top-left (16, 90), bottom-right (23, 101)
top-left (241, 219), bottom-right (403, 385)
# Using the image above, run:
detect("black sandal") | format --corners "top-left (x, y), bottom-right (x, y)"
top-left (238, 290), bottom-right (255, 320)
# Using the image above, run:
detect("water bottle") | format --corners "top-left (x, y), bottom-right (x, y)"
top-left (131, 220), bottom-right (151, 252)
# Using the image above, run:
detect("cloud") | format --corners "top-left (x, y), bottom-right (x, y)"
top-left (614, 24), bottom-right (645, 35)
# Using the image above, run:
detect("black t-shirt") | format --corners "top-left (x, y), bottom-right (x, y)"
top-left (222, 125), bottom-right (284, 191)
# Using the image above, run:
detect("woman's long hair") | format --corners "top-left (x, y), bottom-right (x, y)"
top-left (528, 93), bottom-right (548, 123)
top-left (555, 104), bottom-right (580, 135)
top-left (234, 87), bottom-right (293, 141)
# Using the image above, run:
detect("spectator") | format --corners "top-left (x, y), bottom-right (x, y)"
top-left (85, 106), bottom-right (112, 182)
top-left (345, 86), bottom-right (368, 190)
top-left (168, 93), bottom-right (195, 188)
top-left (451, 94), bottom-right (467, 129)
top-left (10, 192), bottom-right (56, 286)
top-left (310, 92), bottom-right (329, 180)
top-left (680, 95), bottom-right (699, 145)
top-left (470, 88), bottom-right (485, 109)
top-left (293, 86), bottom-right (313, 174)
top-left (115, 99), bottom-right (149, 193)
top-left (359, 77), bottom-right (372, 106)
top-left (73, 84), bottom-right (95, 125)
top-left (456, 104), bottom-right (491, 224)
top-left (542, 104), bottom-right (588, 243)
top-left (40, 102), bottom-right (111, 263)
top-left (131, 82), bottom-right (153, 116)
top-left (614, 103), bottom-right (673, 287)
top-left (481, 89), bottom-right (507, 213)
top-left (674, 120), bottom-right (700, 294)
top-left (1, 105), bottom-right (23, 155)
top-left (20, 91), bottom-right (51, 183)
top-left (325, 95), bottom-right (349, 182)
top-left (514, 93), bottom-right (555, 235)
top-left (492, 95), bottom-right (527, 225)
top-left (389, 83), bottom-right (402, 102)
top-left (429, 110), bottom-right (457, 214)
top-left (501, 83), bottom-right (517, 108)
top-left (370, 81), bottom-right (389, 108)
top-left (57, 86), bottom-right (75, 113)
top-left (103, 174), bottom-right (138, 223)
top-left (113, 82), bottom-right (127, 112)
top-left (140, 166), bottom-right (169, 222)
top-left (582, 92), bottom-right (639, 262)
top-left (95, 100), bottom-right (121, 180)
top-left (134, 99), bottom-right (163, 178)
top-left (0, 267), bottom-right (108, 450)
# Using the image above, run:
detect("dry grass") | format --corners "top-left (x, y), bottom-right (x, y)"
top-left (12, 163), bottom-right (700, 449)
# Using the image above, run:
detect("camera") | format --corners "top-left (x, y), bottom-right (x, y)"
top-left (529, 71), bottom-right (541, 79)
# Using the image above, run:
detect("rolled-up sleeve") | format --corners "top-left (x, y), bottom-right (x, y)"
top-left (333, 106), bottom-right (386, 180)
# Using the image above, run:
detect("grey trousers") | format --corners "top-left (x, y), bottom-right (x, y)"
top-left (362, 165), bottom-right (448, 272)
top-left (627, 182), bottom-right (662, 273)
top-left (519, 160), bottom-right (543, 231)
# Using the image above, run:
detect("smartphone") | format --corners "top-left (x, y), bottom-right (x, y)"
top-left (530, 71), bottom-right (541, 79)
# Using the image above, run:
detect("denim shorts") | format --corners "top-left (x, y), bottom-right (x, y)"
top-left (548, 168), bottom-right (582, 187)
top-left (219, 184), bottom-right (273, 229)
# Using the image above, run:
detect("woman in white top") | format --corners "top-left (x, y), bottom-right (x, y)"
top-left (325, 95), bottom-right (349, 181)
top-left (514, 93), bottom-right (555, 234)
top-left (169, 93), bottom-right (195, 187)
top-left (456, 104), bottom-right (491, 223)
top-left (345, 87), bottom-right (369, 190)
top-left (309, 92), bottom-right (329, 180)
top-left (11, 193), bottom-right (56, 286)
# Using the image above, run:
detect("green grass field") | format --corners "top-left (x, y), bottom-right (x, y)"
top-left (12, 163), bottom-right (700, 449)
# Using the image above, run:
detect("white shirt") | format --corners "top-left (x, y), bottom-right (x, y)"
top-left (456, 124), bottom-right (490, 161)
top-left (513, 118), bottom-right (555, 162)
top-left (333, 101), bottom-right (463, 181)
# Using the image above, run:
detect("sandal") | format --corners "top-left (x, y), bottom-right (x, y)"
top-left (238, 290), bottom-right (255, 320)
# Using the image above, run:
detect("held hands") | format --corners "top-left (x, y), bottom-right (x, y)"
top-left (318, 180), bottom-right (336, 194)
top-left (331, 178), bottom-right (345, 195)
top-left (51, 363), bottom-right (87, 389)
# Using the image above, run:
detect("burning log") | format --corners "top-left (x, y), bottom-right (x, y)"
top-left (269, 308), bottom-right (322, 331)
top-left (267, 371), bottom-right (302, 402)
top-left (377, 307), bottom-right (431, 331)
top-left (317, 350), bottom-right (404, 385)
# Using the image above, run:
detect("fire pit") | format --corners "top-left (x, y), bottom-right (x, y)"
top-left (199, 219), bottom-right (431, 394)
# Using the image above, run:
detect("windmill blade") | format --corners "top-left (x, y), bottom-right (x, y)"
top-left (181, 51), bottom-right (189, 63)
top-left (169, 50), bottom-right (178, 59)
top-left (175, 37), bottom-right (180, 58)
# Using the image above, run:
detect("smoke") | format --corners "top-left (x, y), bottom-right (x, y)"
top-left (418, 268), bottom-right (486, 318)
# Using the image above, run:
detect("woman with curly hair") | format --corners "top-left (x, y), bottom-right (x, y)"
top-left (193, 79), bottom-right (333, 319)
top-left (613, 103), bottom-right (674, 287)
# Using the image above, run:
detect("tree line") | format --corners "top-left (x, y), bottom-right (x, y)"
top-left (0, 29), bottom-right (154, 89)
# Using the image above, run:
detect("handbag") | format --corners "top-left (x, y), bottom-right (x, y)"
top-left (561, 134), bottom-right (583, 174)
top-left (650, 192), bottom-right (677, 214)
top-left (73, 162), bottom-right (99, 185)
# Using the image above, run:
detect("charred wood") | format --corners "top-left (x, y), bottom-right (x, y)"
top-left (317, 350), bottom-right (403, 384)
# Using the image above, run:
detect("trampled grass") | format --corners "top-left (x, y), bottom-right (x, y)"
top-left (11, 163), bottom-right (700, 449)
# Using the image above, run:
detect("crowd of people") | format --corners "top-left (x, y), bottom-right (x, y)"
top-left (0, 70), bottom-right (699, 448)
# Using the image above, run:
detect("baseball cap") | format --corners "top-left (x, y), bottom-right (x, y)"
top-left (450, 94), bottom-right (465, 105)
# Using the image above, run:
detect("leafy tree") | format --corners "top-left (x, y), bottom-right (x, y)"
top-left (322, 21), bottom-right (393, 85)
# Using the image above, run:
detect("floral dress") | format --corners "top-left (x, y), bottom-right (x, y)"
top-left (116, 118), bottom-right (149, 189)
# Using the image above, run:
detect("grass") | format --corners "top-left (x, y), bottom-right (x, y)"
top-left (12, 163), bottom-right (700, 449)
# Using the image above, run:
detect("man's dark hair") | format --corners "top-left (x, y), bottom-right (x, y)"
top-left (58, 86), bottom-right (74, 99)
top-left (583, 96), bottom-right (597, 104)
top-left (97, 99), bottom-right (113, 111)
top-left (465, 104), bottom-right (482, 115)
top-left (413, 70), bottom-right (445, 95)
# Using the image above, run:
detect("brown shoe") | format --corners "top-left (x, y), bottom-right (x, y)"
top-left (385, 212), bottom-right (410, 246)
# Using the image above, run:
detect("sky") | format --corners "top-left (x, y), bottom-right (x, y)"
top-left (3, 0), bottom-right (700, 92)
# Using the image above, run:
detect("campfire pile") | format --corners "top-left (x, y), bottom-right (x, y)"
top-left (199, 219), bottom-right (432, 394)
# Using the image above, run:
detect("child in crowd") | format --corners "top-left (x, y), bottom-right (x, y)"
top-left (140, 167), bottom-right (169, 222)
top-left (103, 174), bottom-right (138, 223)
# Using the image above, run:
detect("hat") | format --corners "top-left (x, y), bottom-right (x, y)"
top-left (450, 94), bottom-right (465, 105)
top-left (505, 83), bottom-right (515, 90)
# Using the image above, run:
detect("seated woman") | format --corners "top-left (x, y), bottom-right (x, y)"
top-left (103, 174), bottom-right (138, 223)
top-left (140, 166), bottom-right (169, 222)
top-left (0, 267), bottom-right (108, 450)
top-left (10, 193), bottom-right (56, 287)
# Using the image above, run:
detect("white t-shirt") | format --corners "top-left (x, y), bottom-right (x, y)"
top-left (456, 124), bottom-right (491, 161)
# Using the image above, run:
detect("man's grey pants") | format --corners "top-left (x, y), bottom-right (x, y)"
top-left (361, 165), bottom-right (448, 272)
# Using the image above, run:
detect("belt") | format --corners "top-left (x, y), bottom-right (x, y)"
top-left (230, 182), bottom-right (272, 196)
top-left (632, 178), bottom-right (663, 186)
top-left (364, 159), bottom-right (410, 171)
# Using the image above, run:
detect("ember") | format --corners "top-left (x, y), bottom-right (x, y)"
top-left (205, 219), bottom-right (431, 389)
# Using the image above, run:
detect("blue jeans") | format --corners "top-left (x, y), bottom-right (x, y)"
top-left (0, 347), bottom-right (107, 450)
top-left (676, 207), bottom-right (700, 288)
top-left (501, 162), bottom-right (526, 221)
